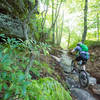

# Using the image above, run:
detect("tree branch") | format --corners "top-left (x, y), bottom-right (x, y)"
top-left (23, 0), bottom-right (38, 40)
top-left (25, 53), bottom-right (34, 79)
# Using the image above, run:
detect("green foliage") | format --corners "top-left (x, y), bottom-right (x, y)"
top-left (41, 62), bottom-right (53, 74)
top-left (39, 42), bottom-right (51, 55)
top-left (32, 60), bottom-right (54, 75)
top-left (0, 50), bottom-right (31, 99)
top-left (68, 40), bottom-right (100, 50)
top-left (0, 36), bottom-right (58, 99)
top-left (84, 40), bottom-right (100, 47)
top-left (29, 0), bottom-right (35, 4)
top-left (26, 77), bottom-right (72, 100)
top-left (68, 36), bottom-right (81, 49)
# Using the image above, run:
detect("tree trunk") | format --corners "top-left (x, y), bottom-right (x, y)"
top-left (97, 13), bottom-right (99, 41)
top-left (23, 0), bottom-right (38, 40)
top-left (49, 0), bottom-right (62, 41)
top-left (25, 53), bottom-right (34, 79)
top-left (56, 19), bottom-right (58, 44)
top-left (58, 11), bottom-right (64, 45)
top-left (52, 0), bottom-right (55, 43)
top-left (82, 0), bottom-right (88, 43)
top-left (24, 0), bottom-right (38, 79)
top-left (67, 30), bottom-right (70, 48)
top-left (41, 0), bottom-right (48, 41)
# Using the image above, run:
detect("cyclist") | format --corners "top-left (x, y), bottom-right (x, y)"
top-left (71, 42), bottom-right (90, 71)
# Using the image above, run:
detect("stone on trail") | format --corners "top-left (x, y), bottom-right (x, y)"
top-left (71, 88), bottom-right (96, 100)
top-left (89, 77), bottom-right (97, 85)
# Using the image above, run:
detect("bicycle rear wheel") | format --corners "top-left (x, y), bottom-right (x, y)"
top-left (79, 70), bottom-right (89, 88)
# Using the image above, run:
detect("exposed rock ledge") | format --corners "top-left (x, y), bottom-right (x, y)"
top-left (0, 13), bottom-right (25, 39)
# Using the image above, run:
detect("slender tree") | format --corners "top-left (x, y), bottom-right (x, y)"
top-left (40, 0), bottom-right (49, 40)
top-left (23, 0), bottom-right (38, 40)
top-left (52, 0), bottom-right (55, 43)
top-left (49, 0), bottom-right (62, 43)
top-left (24, 0), bottom-right (39, 78)
top-left (67, 29), bottom-right (71, 48)
top-left (82, 0), bottom-right (88, 43)
top-left (58, 11), bottom-right (64, 45)
top-left (97, 13), bottom-right (99, 41)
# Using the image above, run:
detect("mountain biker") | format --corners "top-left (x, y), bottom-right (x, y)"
top-left (71, 42), bottom-right (90, 70)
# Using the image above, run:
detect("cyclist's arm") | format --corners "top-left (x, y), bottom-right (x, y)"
top-left (71, 49), bottom-right (75, 53)
top-left (71, 46), bottom-right (81, 53)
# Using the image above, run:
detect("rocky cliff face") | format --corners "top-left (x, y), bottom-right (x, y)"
top-left (0, 13), bottom-right (25, 39)
top-left (0, 0), bottom-right (37, 39)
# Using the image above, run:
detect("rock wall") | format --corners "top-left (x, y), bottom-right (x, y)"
top-left (0, 13), bottom-right (25, 39)
top-left (0, 0), bottom-right (37, 39)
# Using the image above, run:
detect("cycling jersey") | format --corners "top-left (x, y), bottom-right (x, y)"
top-left (80, 44), bottom-right (88, 52)
top-left (73, 45), bottom-right (90, 60)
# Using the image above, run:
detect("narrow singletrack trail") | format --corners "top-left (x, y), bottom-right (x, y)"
top-left (52, 50), bottom-right (98, 100)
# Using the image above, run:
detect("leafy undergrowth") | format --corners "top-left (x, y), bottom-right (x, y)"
top-left (27, 77), bottom-right (72, 100)
top-left (0, 36), bottom-right (71, 99)
top-left (84, 40), bottom-right (100, 47)
top-left (68, 40), bottom-right (100, 49)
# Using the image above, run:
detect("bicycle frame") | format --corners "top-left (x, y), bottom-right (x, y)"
top-left (71, 60), bottom-right (89, 88)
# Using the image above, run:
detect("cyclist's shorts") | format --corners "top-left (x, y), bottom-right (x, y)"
top-left (75, 56), bottom-right (87, 65)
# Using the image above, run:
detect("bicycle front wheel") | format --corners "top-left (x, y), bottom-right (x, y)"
top-left (79, 70), bottom-right (89, 88)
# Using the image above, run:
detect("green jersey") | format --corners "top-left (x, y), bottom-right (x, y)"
top-left (80, 44), bottom-right (88, 52)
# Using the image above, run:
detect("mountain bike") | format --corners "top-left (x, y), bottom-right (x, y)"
top-left (71, 59), bottom-right (89, 88)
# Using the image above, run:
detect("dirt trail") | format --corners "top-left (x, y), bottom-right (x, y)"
top-left (52, 50), bottom-right (99, 100)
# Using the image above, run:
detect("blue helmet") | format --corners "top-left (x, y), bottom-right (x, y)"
top-left (77, 42), bottom-right (82, 46)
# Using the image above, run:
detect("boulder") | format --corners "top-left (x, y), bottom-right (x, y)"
top-left (0, 0), bottom-right (38, 39)
top-left (89, 77), bottom-right (97, 85)
top-left (89, 84), bottom-right (100, 96)
top-left (0, 13), bottom-right (25, 39)
top-left (71, 88), bottom-right (96, 100)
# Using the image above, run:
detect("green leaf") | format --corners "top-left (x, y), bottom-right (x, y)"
top-left (3, 83), bottom-right (8, 90)
top-left (22, 86), bottom-right (26, 96)
top-left (1, 54), bottom-right (9, 63)
top-left (4, 92), bottom-right (11, 99)
top-left (29, 0), bottom-right (35, 4)
top-left (26, 73), bottom-right (32, 79)
top-left (0, 84), bottom-right (2, 92)
top-left (11, 73), bottom-right (16, 80)
top-left (24, 81), bottom-right (31, 86)
top-left (2, 72), bottom-right (7, 79)
top-left (18, 74), bottom-right (25, 82)
top-left (0, 52), bottom-right (2, 58)
top-left (25, 95), bottom-right (30, 100)
top-left (0, 34), bottom-right (5, 38)
top-left (7, 37), bottom-right (11, 44)
top-left (15, 86), bottom-right (20, 95)
top-left (3, 48), bottom-right (9, 53)
top-left (3, 65), bottom-right (12, 71)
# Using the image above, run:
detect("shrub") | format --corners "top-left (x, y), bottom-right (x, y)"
top-left (26, 77), bottom-right (72, 100)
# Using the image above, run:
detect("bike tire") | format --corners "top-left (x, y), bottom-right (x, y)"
top-left (79, 70), bottom-right (89, 88)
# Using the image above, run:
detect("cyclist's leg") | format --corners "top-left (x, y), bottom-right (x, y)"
top-left (82, 59), bottom-right (87, 70)
top-left (75, 56), bottom-right (81, 67)
top-left (83, 65), bottom-right (86, 70)
top-left (79, 53), bottom-right (87, 70)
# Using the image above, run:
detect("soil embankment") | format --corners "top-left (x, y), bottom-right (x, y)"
top-left (87, 46), bottom-right (100, 84)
